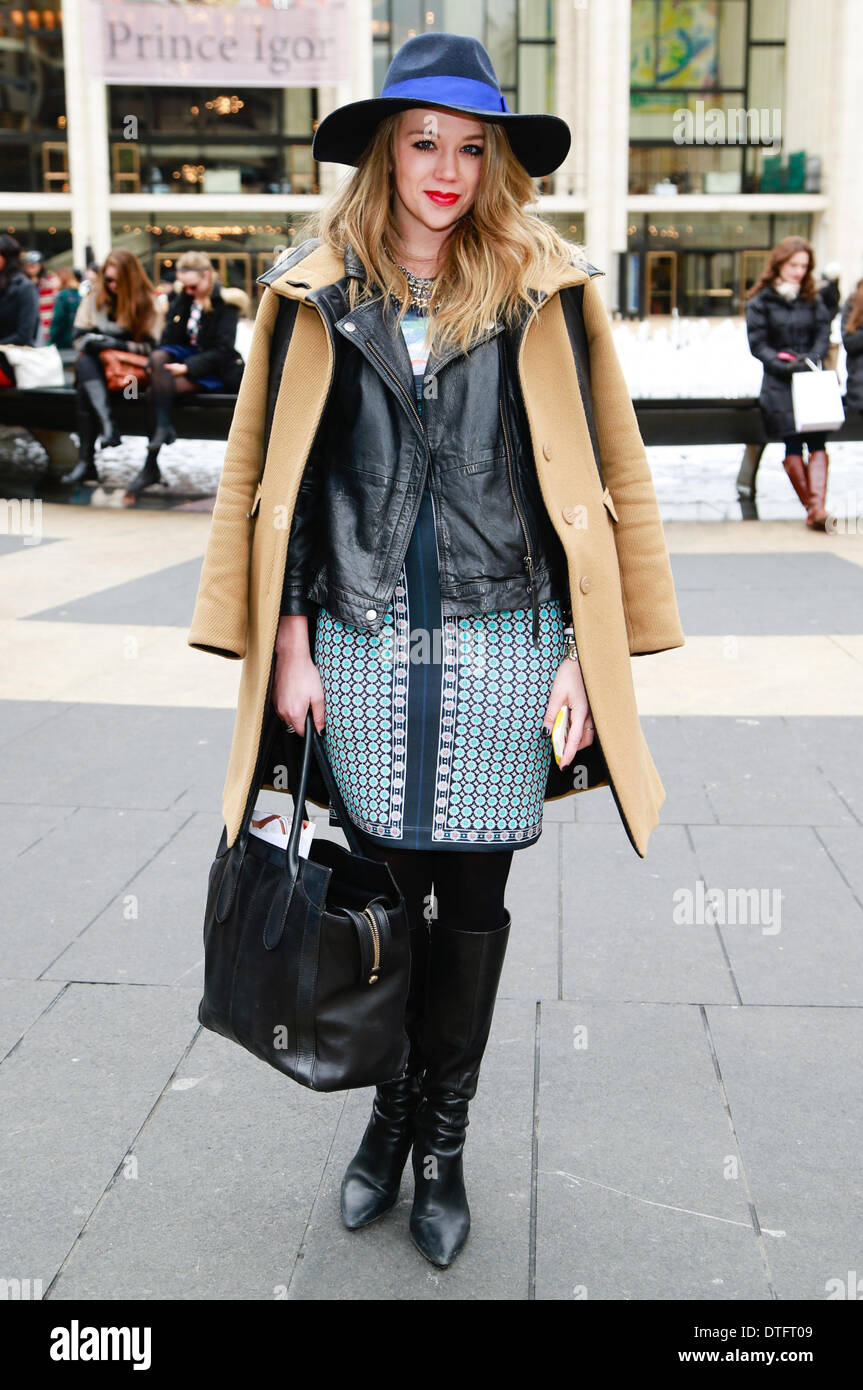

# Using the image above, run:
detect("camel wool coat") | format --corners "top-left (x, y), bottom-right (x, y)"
top-left (188, 241), bottom-right (685, 858)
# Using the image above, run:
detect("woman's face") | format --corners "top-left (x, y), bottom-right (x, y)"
top-left (390, 107), bottom-right (485, 240)
top-left (178, 269), bottom-right (210, 299)
top-left (779, 250), bottom-right (810, 284)
top-left (102, 264), bottom-right (119, 294)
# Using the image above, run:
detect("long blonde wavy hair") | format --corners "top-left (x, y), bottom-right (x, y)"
top-left (295, 109), bottom-right (585, 355)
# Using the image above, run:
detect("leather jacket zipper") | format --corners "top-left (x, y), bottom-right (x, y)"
top-left (367, 339), bottom-right (423, 432)
top-left (499, 395), bottom-right (540, 647)
top-left (366, 337), bottom-right (444, 572)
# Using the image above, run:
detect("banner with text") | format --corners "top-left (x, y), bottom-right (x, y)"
top-left (87, 0), bottom-right (352, 87)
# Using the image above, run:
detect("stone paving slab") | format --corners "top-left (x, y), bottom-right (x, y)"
top-left (0, 982), bottom-right (198, 1286)
top-left (0, 978), bottom-right (65, 1060)
top-left (670, 552), bottom-right (863, 634)
top-left (49, 1025), bottom-right (345, 1301)
top-left (42, 811), bottom-right (220, 988)
top-left (678, 716), bottom-right (860, 826)
top-left (705, 1004), bottom-right (863, 1301)
top-left (0, 703), bottom-right (230, 813)
top-left (0, 805), bottom-right (191, 978)
top-left (689, 825), bottom-right (863, 1006)
top-left (29, 558), bottom-right (204, 629)
top-left (560, 824), bottom-right (737, 1004)
top-left (534, 1002), bottom-right (771, 1300)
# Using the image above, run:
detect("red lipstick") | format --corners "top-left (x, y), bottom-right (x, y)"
top-left (425, 190), bottom-right (459, 205)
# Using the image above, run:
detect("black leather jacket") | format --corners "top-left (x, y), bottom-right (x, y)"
top-left (265, 241), bottom-right (574, 645)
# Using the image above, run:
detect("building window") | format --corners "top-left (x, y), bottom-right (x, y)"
top-left (0, 3), bottom-right (67, 194)
top-left (629, 0), bottom-right (789, 196)
top-left (107, 86), bottom-right (318, 196)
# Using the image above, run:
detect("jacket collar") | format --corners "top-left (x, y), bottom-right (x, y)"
top-left (257, 238), bottom-right (603, 430)
top-left (260, 237), bottom-right (601, 307)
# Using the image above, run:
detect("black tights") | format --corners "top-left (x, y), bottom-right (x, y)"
top-left (355, 835), bottom-right (514, 933)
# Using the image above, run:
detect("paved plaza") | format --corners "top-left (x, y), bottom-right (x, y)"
top-left (1, 485), bottom-right (862, 1300)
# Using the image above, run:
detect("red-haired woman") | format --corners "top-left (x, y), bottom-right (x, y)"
top-left (746, 236), bottom-right (833, 529)
top-left (65, 249), bottom-right (163, 485)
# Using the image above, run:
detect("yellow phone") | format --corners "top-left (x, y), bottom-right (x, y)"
top-left (551, 704), bottom-right (570, 766)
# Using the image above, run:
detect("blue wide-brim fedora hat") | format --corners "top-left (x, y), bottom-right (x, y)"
top-left (312, 31), bottom-right (571, 178)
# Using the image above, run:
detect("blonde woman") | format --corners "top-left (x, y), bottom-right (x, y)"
top-left (129, 251), bottom-right (244, 493)
top-left (188, 32), bottom-right (684, 1269)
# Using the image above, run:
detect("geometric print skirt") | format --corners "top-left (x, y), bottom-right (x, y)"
top-left (314, 479), bottom-right (568, 852)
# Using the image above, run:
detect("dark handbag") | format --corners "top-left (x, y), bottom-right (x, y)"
top-left (198, 705), bottom-right (411, 1091)
top-left (99, 347), bottom-right (151, 392)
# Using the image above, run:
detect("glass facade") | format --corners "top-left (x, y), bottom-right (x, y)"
top-left (106, 86), bottom-right (317, 196)
top-left (629, 0), bottom-right (789, 195)
top-left (624, 210), bottom-right (813, 317)
top-left (0, 4), bottom-right (67, 194)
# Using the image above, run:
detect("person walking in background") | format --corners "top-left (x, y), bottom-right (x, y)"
top-left (64, 249), bottom-right (164, 485)
top-left (129, 251), bottom-right (244, 495)
top-left (48, 266), bottom-right (82, 351)
top-left (746, 236), bottom-right (833, 530)
top-left (22, 250), bottom-right (60, 344)
top-left (840, 277), bottom-right (863, 415)
top-left (817, 261), bottom-right (842, 370)
top-left (0, 234), bottom-right (39, 386)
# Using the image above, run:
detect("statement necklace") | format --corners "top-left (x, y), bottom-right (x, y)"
top-left (383, 245), bottom-right (437, 310)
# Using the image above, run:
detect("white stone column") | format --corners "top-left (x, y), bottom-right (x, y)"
top-left (554, 0), bottom-right (588, 199)
top-left (584, 0), bottom-right (631, 307)
top-left (821, 0), bottom-right (863, 293)
top-left (62, 0), bottom-right (112, 266)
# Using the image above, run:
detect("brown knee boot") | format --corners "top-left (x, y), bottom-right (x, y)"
top-left (783, 454), bottom-right (811, 515)
top-left (805, 450), bottom-right (832, 530)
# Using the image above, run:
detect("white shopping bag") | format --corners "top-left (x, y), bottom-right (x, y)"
top-left (1, 344), bottom-right (65, 388)
top-left (791, 362), bottom-right (845, 432)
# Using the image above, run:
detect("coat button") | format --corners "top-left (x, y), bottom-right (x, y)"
top-left (562, 506), bottom-right (578, 524)
top-left (542, 441), bottom-right (553, 459)
top-left (365, 607), bottom-right (377, 620)
top-left (579, 576), bottom-right (591, 594)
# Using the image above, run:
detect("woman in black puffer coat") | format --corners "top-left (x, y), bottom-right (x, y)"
top-left (746, 236), bottom-right (832, 529)
top-left (840, 279), bottom-right (863, 415)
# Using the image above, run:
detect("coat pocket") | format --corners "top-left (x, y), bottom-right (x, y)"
top-left (601, 486), bottom-right (619, 522)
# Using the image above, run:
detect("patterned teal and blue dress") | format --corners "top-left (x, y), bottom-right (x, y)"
top-left (313, 305), bottom-right (568, 851)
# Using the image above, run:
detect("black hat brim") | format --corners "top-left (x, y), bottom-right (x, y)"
top-left (312, 98), bottom-right (571, 178)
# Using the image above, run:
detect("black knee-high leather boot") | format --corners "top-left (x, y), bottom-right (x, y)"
top-left (409, 911), bottom-right (511, 1268)
top-left (63, 406), bottom-right (100, 484)
top-left (81, 377), bottom-right (122, 449)
top-left (339, 917), bottom-right (431, 1229)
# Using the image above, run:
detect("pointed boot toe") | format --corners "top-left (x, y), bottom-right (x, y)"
top-left (339, 1073), bottom-right (423, 1231)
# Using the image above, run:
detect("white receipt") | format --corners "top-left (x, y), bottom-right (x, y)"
top-left (250, 810), bottom-right (317, 858)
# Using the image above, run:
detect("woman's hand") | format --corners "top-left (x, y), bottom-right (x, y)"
top-left (541, 658), bottom-right (595, 768)
top-left (272, 615), bottom-right (326, 735)
top-left (164, 361), bottom-right (188, 376)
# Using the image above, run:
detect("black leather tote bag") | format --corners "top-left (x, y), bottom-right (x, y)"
top-left (198, 706), bottom-right (411, 1091)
